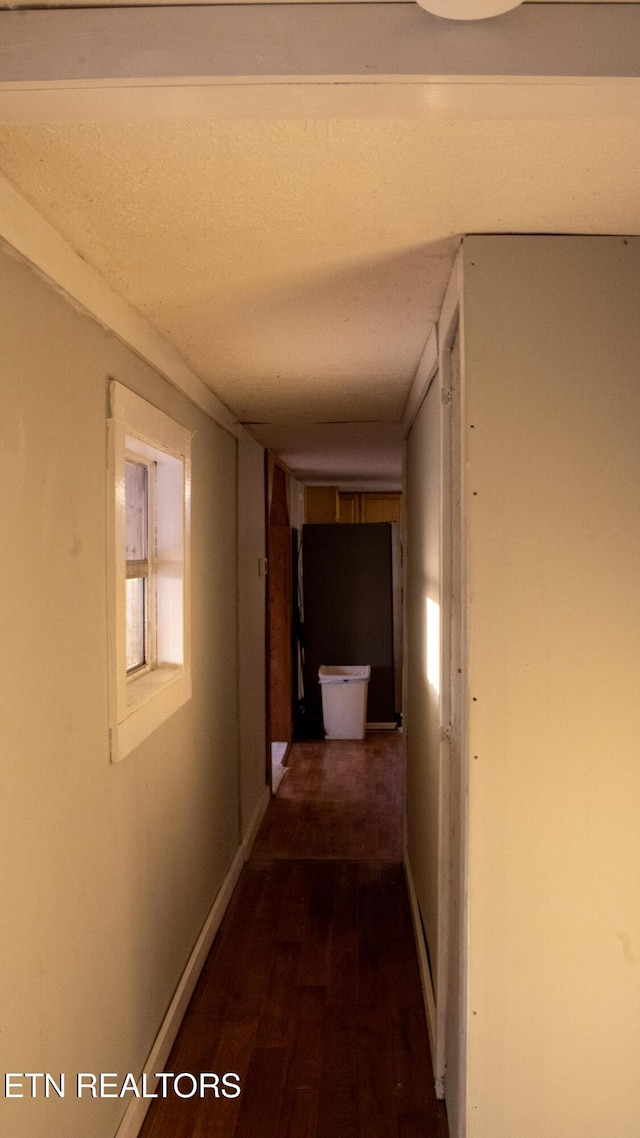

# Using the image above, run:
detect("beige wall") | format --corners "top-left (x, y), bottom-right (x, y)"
top-left (0, 245), bottom-right (264, 1137)
top-left (289, 473), bottom-right (305, 535)
top-left (462, 236), bottom-right (640, 1136)
top-left (405, 374), bottom-right (442, 988)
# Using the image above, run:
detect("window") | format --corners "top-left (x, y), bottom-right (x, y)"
top-left (108, 381), bottom-right (192, 762)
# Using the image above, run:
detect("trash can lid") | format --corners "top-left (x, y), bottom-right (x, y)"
top-left (318, 665), bottom-right (371, 683)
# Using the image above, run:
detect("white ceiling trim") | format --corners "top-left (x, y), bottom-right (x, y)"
top-left (1, 0), bottom-right (635, 6)
top-left (402, 326), bottom-right (440, 436)
top-left (3, 80), bottom-right (640, 126)
top-left (1, 4), bottom-right (640, 87)
top-left (0, 171), bottom-right (239, 435)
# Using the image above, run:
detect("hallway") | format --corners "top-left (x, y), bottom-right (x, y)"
top-left (138, 734), bottom-right (448, 1138)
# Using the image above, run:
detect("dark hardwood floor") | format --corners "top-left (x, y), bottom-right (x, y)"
top-left (254, 734), bottom-right (403, 861)
top-left (138, 734), bottom-right (448, 1138)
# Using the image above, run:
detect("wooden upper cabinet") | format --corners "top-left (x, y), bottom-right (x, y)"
top-left (306, 487), bottom-right (402, 525)
top-left (305, 486), bottom-right (338, 524)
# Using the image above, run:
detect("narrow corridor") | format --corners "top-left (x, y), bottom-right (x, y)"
top-left (139, 735), bottom-right (448, 1138)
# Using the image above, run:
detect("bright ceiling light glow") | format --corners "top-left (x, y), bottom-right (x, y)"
top-left (416, 0), bottom-right (523, 18)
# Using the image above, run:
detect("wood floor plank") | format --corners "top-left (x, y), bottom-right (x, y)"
top-left (357, 1020), bottom-right (400, 1138)
top-left (315, 1002), bottom-right (359, 1138)
top-left (285, 985), bottom-right (326, 1091)
top-left (397, 1114), bottom-right (441, 1138)
top-left (357, 863), bottom-right (392, 1015)
top-left (256, 938), bottom-right (301, 1048)
top-left (326, 861), bottom-right (359, 1008)
top-left (355, 864), bottom-right (400, 1138)
top-left (232, 1046), bottom-right (288, 1138)
top-left (276, 859), bottom-right (312, 943)
top-left (382, 868), bottom-right (437, 1119)
top-left (278, 1086), bottom-right (319, 1138)
top-left (296, 862), bottom-right (335, 987)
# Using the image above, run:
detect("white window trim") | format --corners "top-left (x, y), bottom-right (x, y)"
top-left (108, 381), bottom-right (192, 763)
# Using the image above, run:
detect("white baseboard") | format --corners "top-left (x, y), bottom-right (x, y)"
top-left (114, 844), bottom-right (245, 1138)
top-left (403, 852), bottom-right (438, 1069)
top-left (242, 785), bottom-right (270, 860)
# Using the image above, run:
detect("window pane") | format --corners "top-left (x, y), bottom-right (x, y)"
top-left (125, 461), bottom-right (147, 561)
top-left (126, 577), bottom-right (145, 671)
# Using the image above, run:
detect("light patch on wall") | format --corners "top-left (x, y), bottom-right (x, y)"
top-left (426, 596), bottom-right (440, 695)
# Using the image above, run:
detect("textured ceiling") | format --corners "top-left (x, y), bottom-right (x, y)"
top-left (0, 107), bottom-right (639, 483)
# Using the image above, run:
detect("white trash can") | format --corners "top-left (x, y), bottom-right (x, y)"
top-left (318, 665), bottom-right (371, 740)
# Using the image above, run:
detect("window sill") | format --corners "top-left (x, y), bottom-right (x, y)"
top-left (110, 666), bottom-right (192, 763)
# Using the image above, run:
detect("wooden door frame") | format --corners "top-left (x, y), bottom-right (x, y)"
top-left (265, 454), bottom-right (293, 789)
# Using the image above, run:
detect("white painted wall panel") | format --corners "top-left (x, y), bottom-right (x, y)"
top-left (462, 235), bottom-right (640, 1137)
top-left (405, 375), bottom-right (442, 988)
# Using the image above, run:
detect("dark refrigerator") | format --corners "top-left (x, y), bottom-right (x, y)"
top-left (301, 523), bottom-right (395, 726)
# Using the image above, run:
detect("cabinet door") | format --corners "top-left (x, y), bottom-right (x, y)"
top-left (305, 485), bottom-right (337, 523)
top-left (360, 493), bottom-right (402, 524)
top-left (337, 492), bottom-right (360, 523)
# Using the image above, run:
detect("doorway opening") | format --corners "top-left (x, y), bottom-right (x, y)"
top-left (265, 457), bottom-right (293, 792)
